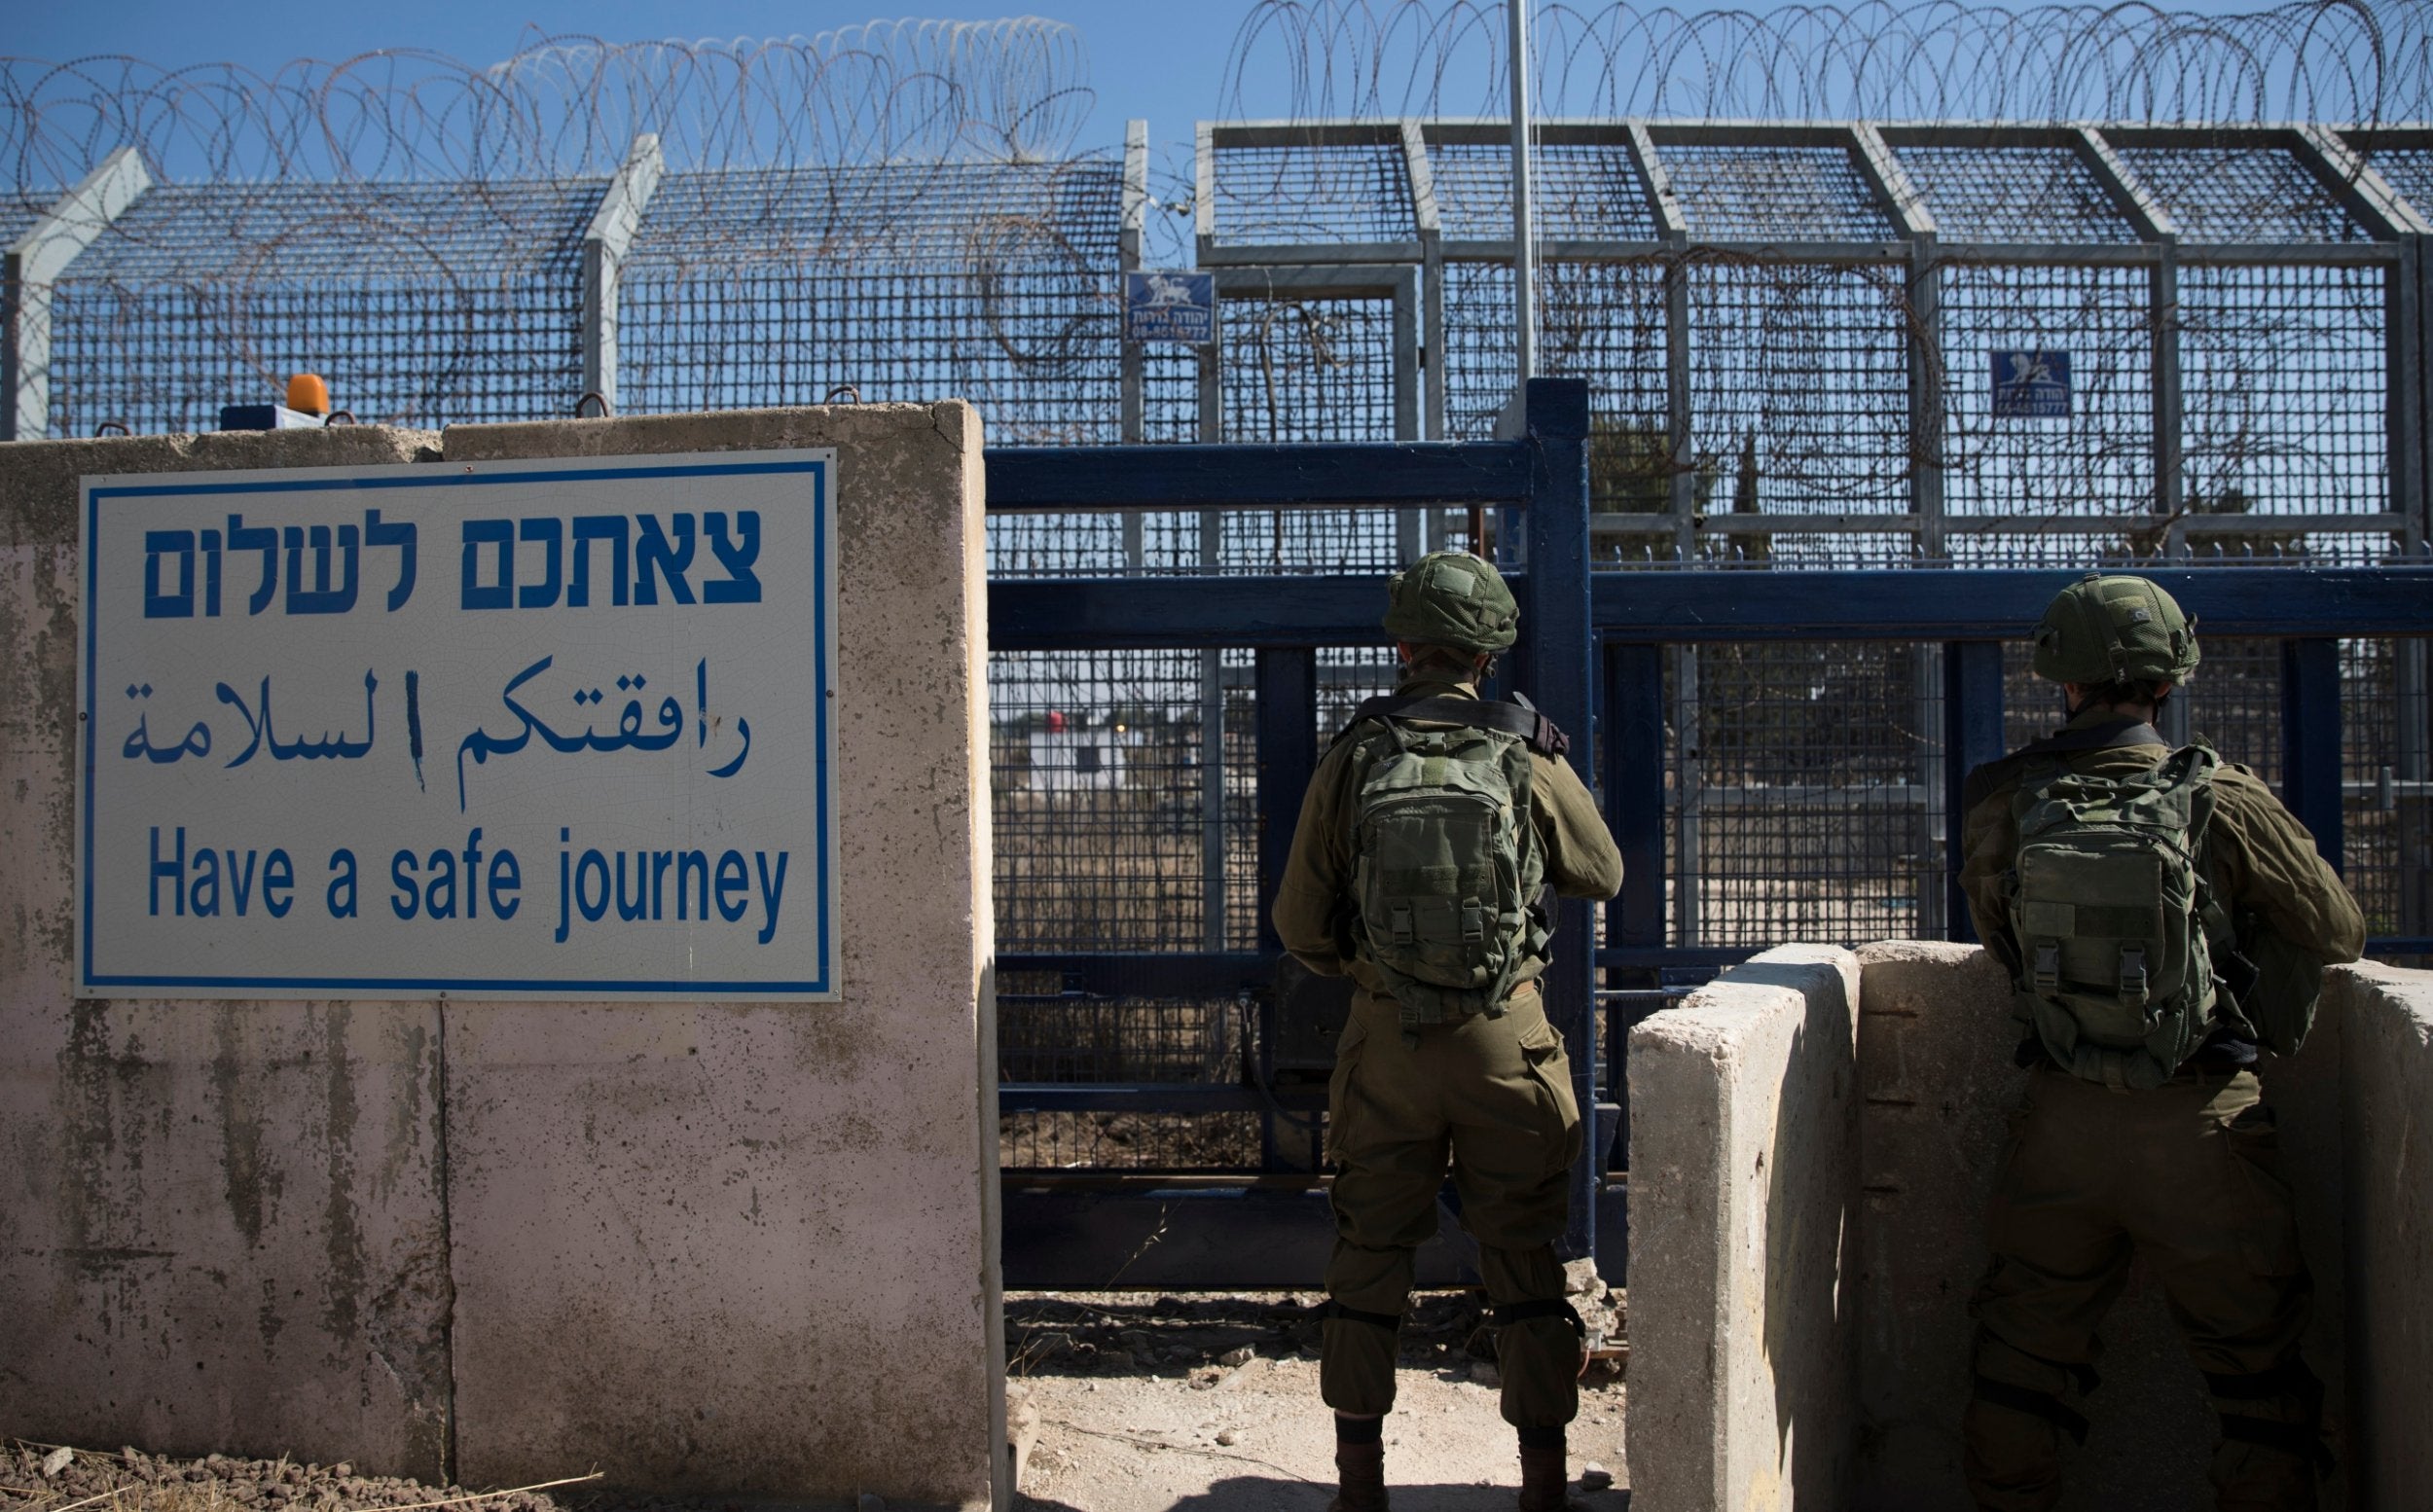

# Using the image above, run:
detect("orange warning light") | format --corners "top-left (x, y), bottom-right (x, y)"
top-left (286, 373), bottom-right (331, 415)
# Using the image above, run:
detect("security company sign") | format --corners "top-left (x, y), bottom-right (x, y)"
top-left (1123, 270), bottom-right (1216, 344)
top-left (77, 450), bottom-right (840, 999)
top-left (1990, 349), bottom-right (2071, 419)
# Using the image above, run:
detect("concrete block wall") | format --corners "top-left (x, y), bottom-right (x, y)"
top-left (1, 428), bottom-right (455, 1475)
top-left (1851, 942), bottom-right (2351, 1511)
top-left (0, 409), bottom-right (1003, 1509)
top-left (1630, 938), bottom-right (2433, 1512)
top-left (1624, 944), bottom-right (1862, 1512)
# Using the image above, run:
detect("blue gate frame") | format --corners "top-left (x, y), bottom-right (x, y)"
top-left (987, 378), bottom-right (2433, 1290)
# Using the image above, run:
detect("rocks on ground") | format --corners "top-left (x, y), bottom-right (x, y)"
top-left (0, 1444), bottom-right (737, 1512)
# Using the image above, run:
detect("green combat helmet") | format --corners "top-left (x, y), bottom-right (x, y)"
top-left (2032, 572), bottom-right (2200, 685)
top-left (1383, 550), bottom-right (1519, 653)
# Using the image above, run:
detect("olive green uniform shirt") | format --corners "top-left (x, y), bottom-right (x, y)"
top-left (1958, 706), bottom-right (2364, 982)
top-left (1272, 677), bottom-right (1624, 998)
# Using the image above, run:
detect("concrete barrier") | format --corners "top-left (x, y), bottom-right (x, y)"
top-left (2327, 963), bottom-right (2433, 1507)
top-left (1, 426), bottom-right (454, 1475)
top-left (1631, 937), bottom-right (2433, 1511)
top-left (0, 407), bottom-right (1003, 1509)
top-left (1624, 944), bottom-right (1862, 1512)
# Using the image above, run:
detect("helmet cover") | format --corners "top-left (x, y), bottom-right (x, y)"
top-left (1382, 551), bottom-right (1519, 653)
top-left (2032, 572), bottom-right (2200, 685)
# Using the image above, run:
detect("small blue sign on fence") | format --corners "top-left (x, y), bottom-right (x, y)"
top-left (1124, 270), bottom-right (1216, 345)
top-left (1991, 349), bottom-right (2071, 418)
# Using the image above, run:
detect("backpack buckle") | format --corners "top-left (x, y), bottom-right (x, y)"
top-left (1460, 899), bottom-right (1486, 944)
top-left (1390, 903), bottom-right (1415, 947)
top-left (2118, 947), bottom-right (2149, 1006)
top-left (2032, 945), bottom-right (2061, 994)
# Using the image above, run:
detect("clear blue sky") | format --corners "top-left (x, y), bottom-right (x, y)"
top-left (8, 0), bottom-right (2314, 162)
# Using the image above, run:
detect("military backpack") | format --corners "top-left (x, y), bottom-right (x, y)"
top-left (2006, 739), bottom-right (2236, 1090)
top-left (1336, 694), bottom-right (1565, 1024)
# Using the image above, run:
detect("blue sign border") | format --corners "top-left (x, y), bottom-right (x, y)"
top-left (79, 456), bottom-right (836, 997)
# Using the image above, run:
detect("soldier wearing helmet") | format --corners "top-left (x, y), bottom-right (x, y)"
top-left (1274, 551), bottom-right (1622, 1512)
top-left (1955, 574), bottom-right (2362, 1512)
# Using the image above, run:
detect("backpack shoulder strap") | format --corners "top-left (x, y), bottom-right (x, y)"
top-left (1334, 693), bottom-right (1571, 758)
top-left (1961, 717), bottom-right (2168, 812)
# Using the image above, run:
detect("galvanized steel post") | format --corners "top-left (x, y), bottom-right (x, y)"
top-left (579, 134), bottom-right (664, 415)
top-left (4, 147), bottom-right (149, 441)
top-left (1507, 0), bottom-right (1536, 382)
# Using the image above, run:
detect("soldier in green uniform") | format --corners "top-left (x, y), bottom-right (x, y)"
top-left (1956, 574), bottom-right (2363, 1512)
top-left (1273, 551), bottom-right (1622, 1512)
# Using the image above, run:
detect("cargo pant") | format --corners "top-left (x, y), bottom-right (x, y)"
top-left (1322, 982), bottom-right (1585, 1430)
top-left (1966, 1065), bottom-right (2323, 1512)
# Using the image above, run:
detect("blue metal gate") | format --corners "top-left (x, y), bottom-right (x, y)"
top-left (988, 378), bottom-right (2433, 1289)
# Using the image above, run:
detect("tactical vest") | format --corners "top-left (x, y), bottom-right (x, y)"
top-left (2005, 736), bottom-right (2234, 1090)
top-left (1335, 694), bottom-right (1566, 1026)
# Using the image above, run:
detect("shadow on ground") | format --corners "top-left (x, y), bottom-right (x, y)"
top-left (1007, 1290), bottom-right (1627, 1383)
top-left (1021, 1477), bottom-right (1630, 1512)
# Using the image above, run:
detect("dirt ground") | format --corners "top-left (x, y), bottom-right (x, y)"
top-left (1, 1292), bottom-right (1626, 1512)
top-left (1005, 1290), bottom-right (1629, 1512)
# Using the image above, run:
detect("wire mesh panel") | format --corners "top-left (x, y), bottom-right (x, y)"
top-left (2352, 146), bottom-right (2433, 226)
top-left (618, 161), bottom-right (1122, 443)
top-left (1221, 293), bottom-right (1398, 446)
top-left (992, 644), bottom-right (1264, 1171)
top-left (2177, 264), bottom-right (2387, 523)
top-left (1656, 142), bottom-right (1895, 240)
top-left (47, 180), bottom-right (593, 434)
top-left (1940, 262), bottom-right (2157, 520)
top-left (1210, 142), bottom-right (1415, 246)
top-left (0, 201), bottom-right (41, 256)
top-left (2344, 638), bottom-right (2432, 946)
top-left (1426, 138), bottom-right (1658, 240)
top-left (1213, 292), bottom-right (1410, 570)
top-left (2118, 144), bottom-right (2370, 244)
top-left (1687, 260), bottom-right (1911, 516)
top-left (2183, 639), bottom-right (2285, 784)
top-left (1666, 639), bottom-right (1943, 946)
top-left (1895, 145), bottom-right (2136, 244)
top-left (992, 648), bottom-right (1243, 951)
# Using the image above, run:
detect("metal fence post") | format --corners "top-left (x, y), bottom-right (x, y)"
top-left (1255, 646), bottom-right (1320, 1167)
top-left (1605, 641), bottom-right (1668, 956)
top-left (4, 147), bottom-right (149, 441)
top-left (1626, 122), bottom-right (1696, 564)
top-left (1118, 120), bottom-right (1148, 569)
top-left (1603, 637), bottom-right (1667, 1173)
top-left (1942, 640), bottom-right (2008, 941)
top-left (1196, 162), bottom-right (1230, 948)
top-left (2280, 637), bottom-right (2344, 873)
top-left (1520, 376), bottom-right (1599, 1258)
top-left (580, 133), bottom-right (664, 416)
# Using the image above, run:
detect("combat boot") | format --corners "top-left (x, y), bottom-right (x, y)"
top-left (1331, 1436), bottom-right (1388, 1512)
top-left (1516, 1438), bottom-right (1588, 1512)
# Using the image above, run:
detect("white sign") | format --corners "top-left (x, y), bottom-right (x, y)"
top-left (76, 450), bottom-right (840, 1000)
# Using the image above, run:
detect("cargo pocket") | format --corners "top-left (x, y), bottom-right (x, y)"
top-left (2218, 1102), bottom-right (2306, 1277)
top-left (1325, 1016), bottom-right (1371, 1165)
top-left (1515, 1017), bottom-right (1583, 1175)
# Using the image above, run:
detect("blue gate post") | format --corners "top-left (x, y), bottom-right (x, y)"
top-left (1602, 638), bottom-right (1668, 1180)
top-left (1257, 646), bottom-right (1322, 1167)
top-left (1942, 640), bottom-right (2008, 941)
top-left (2279, 637), bottom-right (2345, 873)
top-left (1517, 378), bottom-right (1600, 1260)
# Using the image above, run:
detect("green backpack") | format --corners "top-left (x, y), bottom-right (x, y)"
top-left (1339, 695), bottom-right (1561, 1024)
top-left (2006, 742), bottom-right (2235, 1090)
